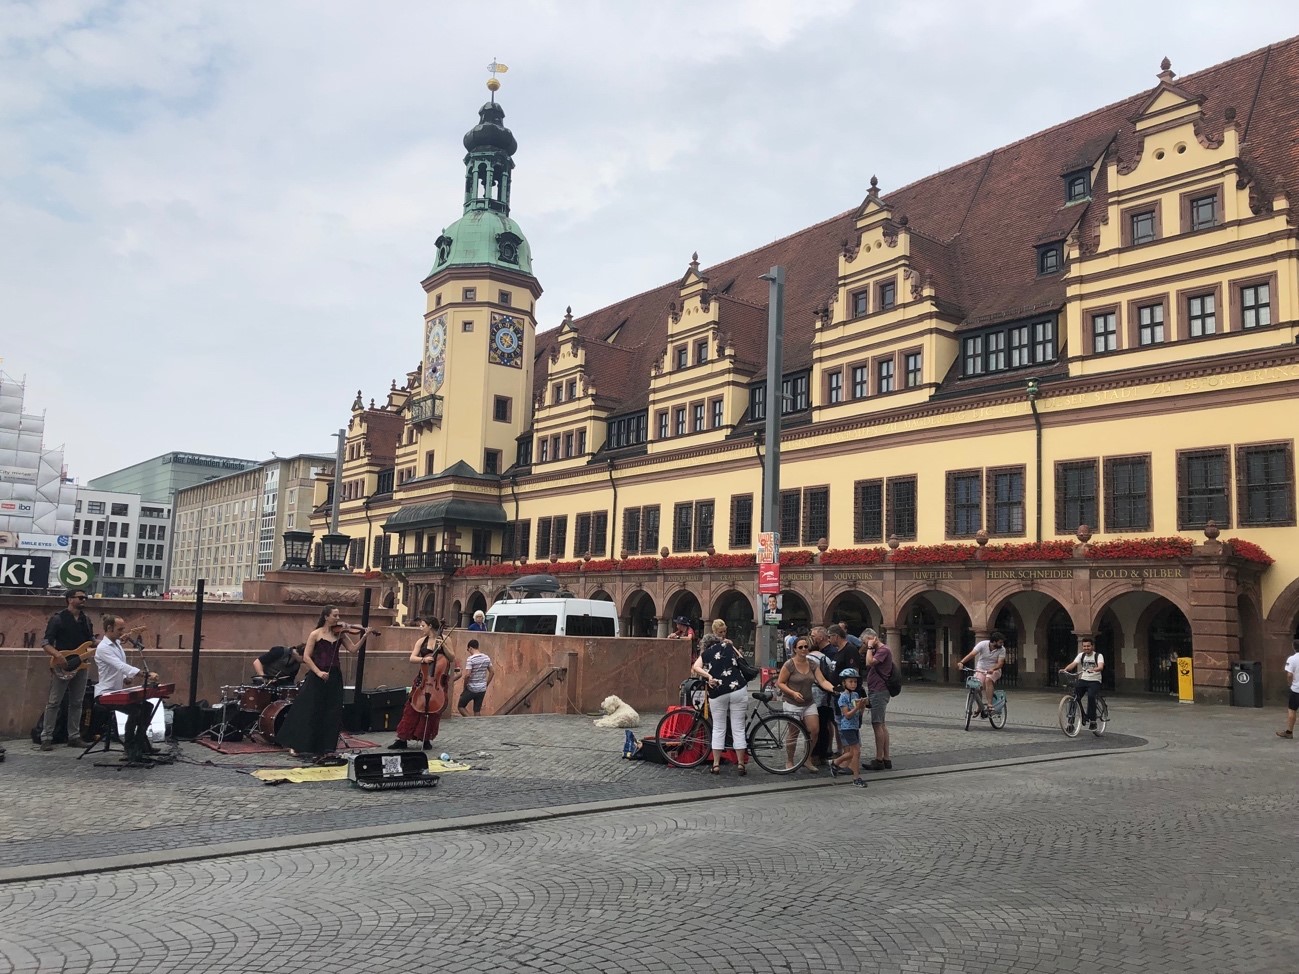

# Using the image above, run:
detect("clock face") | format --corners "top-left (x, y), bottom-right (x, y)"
top-left (489, 312), bottom-right (523, 369)
top-left (424, 315), bottom-right (448, 392)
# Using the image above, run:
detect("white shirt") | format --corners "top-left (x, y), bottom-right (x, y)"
top-left (1072, 650), bottom-right (1104, 683)
top-left (972, 640), bottom-right (1006, 672)
top-left (463, 651), bottom-right (493, 692)
top-left (94, 636), bottom-right (140, 698)
top-left (1286, 652), bottom-right (1299, 693)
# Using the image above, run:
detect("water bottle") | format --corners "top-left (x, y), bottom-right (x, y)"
top-left (439, 752), bottom-right (451, 762)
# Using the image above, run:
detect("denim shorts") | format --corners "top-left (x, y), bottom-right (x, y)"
top-left (838, 728), bottom-right (861, 746)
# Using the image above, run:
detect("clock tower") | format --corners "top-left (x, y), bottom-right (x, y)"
top-left (411, 82), bottom-right (539, 478)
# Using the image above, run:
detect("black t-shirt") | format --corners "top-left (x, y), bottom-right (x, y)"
top-left (829, 644), bottom-right (865, 688)
top-left (699, 640), bottom-right (747, 699)
top-left (43, 609), bottom-right (94, 651)
top-left (257, 646), bottom-right (301, 681)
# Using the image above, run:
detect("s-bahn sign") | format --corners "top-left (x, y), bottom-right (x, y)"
top-left (0, 553), bottom-right (51, 590)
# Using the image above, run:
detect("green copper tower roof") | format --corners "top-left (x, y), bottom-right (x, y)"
top-left (427, 100), bottom-right (533, 278)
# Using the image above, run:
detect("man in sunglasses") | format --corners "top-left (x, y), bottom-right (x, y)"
top-left (37, 589), bottom-right (96, 751)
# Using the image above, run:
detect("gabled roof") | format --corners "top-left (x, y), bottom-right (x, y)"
top-left (530, 35), bottom-right (1299, 415)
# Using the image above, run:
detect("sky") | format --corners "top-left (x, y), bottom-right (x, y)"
top-left (3, 0), bottom-right (1298, 481)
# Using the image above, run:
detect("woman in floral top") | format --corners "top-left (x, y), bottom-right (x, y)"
top-left (690, 619), bottom-right (750, 775)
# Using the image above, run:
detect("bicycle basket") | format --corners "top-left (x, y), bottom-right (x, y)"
top-left (965, 676), bottom-right (982, 690)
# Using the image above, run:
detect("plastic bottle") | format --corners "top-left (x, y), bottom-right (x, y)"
top-left (439, 752), bottom-right (451, 762)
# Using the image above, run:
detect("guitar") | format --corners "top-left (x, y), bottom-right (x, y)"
top-left (49, 641), bottom-right (97, 680)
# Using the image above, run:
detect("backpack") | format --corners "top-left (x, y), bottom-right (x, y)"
top-left (885, 660), bottom-right (902, 697)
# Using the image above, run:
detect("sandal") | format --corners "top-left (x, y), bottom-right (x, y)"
top-left (709, 765), bottom-right (721, 775)
top-left (738, 763), bottom-right (747, 776)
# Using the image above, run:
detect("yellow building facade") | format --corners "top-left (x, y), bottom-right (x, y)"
top-left (315, 45), bottom-right (1299, 703)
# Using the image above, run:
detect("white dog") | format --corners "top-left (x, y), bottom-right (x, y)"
top-left (593, 695), bottom-right (640, 729)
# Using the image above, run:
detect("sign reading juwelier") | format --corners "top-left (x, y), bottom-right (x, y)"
top-left (0, 553), bottom-right (50, 589)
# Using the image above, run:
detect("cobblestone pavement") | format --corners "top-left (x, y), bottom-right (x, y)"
top-left (0, 689), bottom-right (1293, 973)
top-left (0, 687), bottom-right (1140, 872)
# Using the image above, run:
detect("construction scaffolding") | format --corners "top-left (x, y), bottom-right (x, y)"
top-left (0, 372), bottom-right (76, 580)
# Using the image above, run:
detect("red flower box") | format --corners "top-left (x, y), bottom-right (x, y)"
top-left (582, 558), bottom-right (619, 573)
top-left (1225, 538), bottom-right (1275, 565)
top-left (620, 556), bottom-right (659, 572)
top-left (488, 562), bottom-right (520, 577)
top-left (706, 552), bottom-right (756, 569)
top-left (660, 555), bottom-right (707, 569)
top-left (979, 541), bottom-right (1075, 561)
top-left (891, 543), bottom-right (979, 565)
top-left (1086, 536), bottom-right (1194, 560)
top-left (548, 560), bottom-right (583, 574)
top-left (780, 549), bottom-right (815, 566)
top-left (819, 548), bottom-right (889, 565)
top-left (456, 564), bottom-right (490, 577)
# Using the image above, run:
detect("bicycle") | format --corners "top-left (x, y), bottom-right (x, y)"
top-left (1057, 672), bottom-right (1109, 737)
top-left (961, 667), bottom-right (1008, 731)
top-left (654, 691), bottom-right (812, 773)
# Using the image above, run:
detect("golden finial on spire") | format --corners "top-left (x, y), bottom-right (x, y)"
top-left (487, 59), bottom-right (508, 100)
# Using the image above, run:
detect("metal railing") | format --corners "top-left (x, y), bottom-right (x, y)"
top-left (381, 550), bottom-right (503, 574)
top-left (407, 394), bottom-right (443, 427)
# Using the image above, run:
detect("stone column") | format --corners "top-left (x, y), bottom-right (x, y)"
top-left (1188, 560), bottom-right (1241, 705)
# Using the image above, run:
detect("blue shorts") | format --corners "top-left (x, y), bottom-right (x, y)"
top-left (838, 728), bottom-right (861, 746)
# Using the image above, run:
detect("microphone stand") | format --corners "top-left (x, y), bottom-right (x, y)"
top-left (132, 636), bottom-right (170, 762)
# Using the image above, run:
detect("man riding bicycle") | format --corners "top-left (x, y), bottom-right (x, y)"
top-left (957, 631), bottom-right (1006, 717)
top-left (1060, 636), bottom-right (1104, 731)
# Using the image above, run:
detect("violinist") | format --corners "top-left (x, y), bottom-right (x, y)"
top-left (277, 606), bottom-right (376, 759)
top-left (389, 617), bottom-right (459, 750)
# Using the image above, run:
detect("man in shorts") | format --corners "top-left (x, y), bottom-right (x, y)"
top-left (958, 631), bottom-right (1007, 716)
top-left (457, 639), bottom-right (495, 717)
top-left (1276, 644), bottom-right (1299, 739)
top-left (862, 628), bottom-right (894, 771)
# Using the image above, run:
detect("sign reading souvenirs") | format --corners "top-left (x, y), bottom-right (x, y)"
top-left (0, 553), bottom-right (50, 590)
top-left (489, 313), bottom-right (524, 368)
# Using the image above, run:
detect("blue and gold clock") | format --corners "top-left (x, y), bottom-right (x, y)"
top-left (489, 312), bottom-right (523, 369)
top-left (424, 314), bottom-right (448, 392)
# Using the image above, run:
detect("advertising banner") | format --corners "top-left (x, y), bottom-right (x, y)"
top-left (18, 533), bottom-right (70, 551)
top-left (0, 466), bottom-right (38, 484)
top-left (0, 553), bottom-right (51, 589)
top-left (0, 500), bottom-right (35, 513)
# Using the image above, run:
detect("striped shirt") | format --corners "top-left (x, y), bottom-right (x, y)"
top-left (463, 652), bottom-right (493, 692)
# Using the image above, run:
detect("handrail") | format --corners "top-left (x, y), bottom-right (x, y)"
top-left (499, 663), bottom-right (568, 715)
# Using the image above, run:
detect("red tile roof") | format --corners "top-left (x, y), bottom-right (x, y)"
top-left (531, 35), bottom-right (1299, 417)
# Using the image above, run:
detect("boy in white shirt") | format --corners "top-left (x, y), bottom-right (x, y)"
top-left (1061, 636), bottom-right (1105, 731)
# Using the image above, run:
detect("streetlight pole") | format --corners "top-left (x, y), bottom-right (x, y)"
top-left (759, 266), bottom-right (785, 669)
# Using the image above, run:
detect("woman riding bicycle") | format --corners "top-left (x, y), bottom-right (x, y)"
top-left (1060, 636), bottom-right (1105, 731)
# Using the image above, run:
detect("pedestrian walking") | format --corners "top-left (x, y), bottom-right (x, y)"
top-left (1276, 645), bottom-right (1299, 739)
top-left (830, 668), bottom-right (868, 786)
top-left (457, 639), bottom-right (494, 716)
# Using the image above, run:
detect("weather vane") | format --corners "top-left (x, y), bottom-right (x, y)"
top-left (487, 58), bottom-right (508, 100)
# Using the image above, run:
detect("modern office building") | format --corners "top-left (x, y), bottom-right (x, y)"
top-left (169, 454), bottom-right (334, 600)
top-left (314, 40), bottom-right (1299, 703)
top-left (70, 487), bottom-right (170, 597)
top-left (88, 452), bottom-right (259, 504)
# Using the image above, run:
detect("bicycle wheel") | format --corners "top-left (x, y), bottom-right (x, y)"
top-left (1093, 698), bottom-right (1109, 737)
top-left (747, 713), bottom-right (809, 774)
top-left (964, 690), bottom-right (979, 731)
top-left (760, 675), bottom-right (785, 714)
top-left (655, 710), bottom-right (710, 768)
top-left (989, 697), bottom-right (1007, 729)
top-left (1058, 696), bottom-right (1081, 737)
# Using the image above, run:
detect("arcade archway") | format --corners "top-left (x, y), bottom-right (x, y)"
top-left (623, 590), bottom-right (657, 638)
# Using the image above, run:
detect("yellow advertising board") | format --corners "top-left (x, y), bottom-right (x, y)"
top-left (1176, 656), bottom-right (1194, 703)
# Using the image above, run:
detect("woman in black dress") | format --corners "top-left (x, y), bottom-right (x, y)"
top-left (278, 605), bottom-right (373, 758)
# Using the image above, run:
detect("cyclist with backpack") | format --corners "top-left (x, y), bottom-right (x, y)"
top-left (957, 631), bottom-right (1007, 718)
top-left (1060, 636), bottom-right (1105, 731)
top-left (863, 629), bottom-right (895, 770)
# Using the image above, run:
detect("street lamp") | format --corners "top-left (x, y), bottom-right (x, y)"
top-left (281, 530), bottom-right (313, 570)
top-left (320, 533), bottom-right (350, 572)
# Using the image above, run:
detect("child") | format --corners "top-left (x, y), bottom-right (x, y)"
top-left (831, 668), bottom-right (869, 787)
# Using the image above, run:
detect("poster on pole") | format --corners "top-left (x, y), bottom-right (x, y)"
top-left (757, 530), bottom-right (780, 598)
top-left (761, 591), bottom-right (782, 625)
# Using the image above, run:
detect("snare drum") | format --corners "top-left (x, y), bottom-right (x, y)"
top-left (258, 699), bottom-right (293, 743)
top-left (276, 683), bottom-right (300, 702)
top-left (239, 685), bottom-right (275, 714)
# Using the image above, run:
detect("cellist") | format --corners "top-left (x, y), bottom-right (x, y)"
top-left (389, 617), bottom-right (459, 750)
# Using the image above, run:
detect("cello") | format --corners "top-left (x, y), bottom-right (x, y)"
top-left (409, 621), bottom-right (457, 738)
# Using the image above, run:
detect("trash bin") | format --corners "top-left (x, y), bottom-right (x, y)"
top-left (1230, 660), bottom-right (1263, 708)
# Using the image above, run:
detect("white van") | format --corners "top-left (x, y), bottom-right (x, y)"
top-left (485, 597), bottom-right (620, 637)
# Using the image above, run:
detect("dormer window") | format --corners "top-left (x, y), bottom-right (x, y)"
top-left (496, 230), bottom-right (522, 265)
top-left (695, 340), bottom-right (708, 365)
top-left (552, 382), bottom-right (563, 404)
top-left (566, 379), bottom-right (577, 400)
top-left (1064, 170), bottom-right (1090, 203)
top-left (1037, 243), bottom-right (1063, 276)
top-left (674, 345), bottom-right (688, 370)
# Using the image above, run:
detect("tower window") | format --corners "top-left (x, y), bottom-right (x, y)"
top-left (462, 287), bottom-right (477, 301)
top-left (499, 290), bottom-right (512, 306)
top-left (462, 320), bottom-right (474, 332)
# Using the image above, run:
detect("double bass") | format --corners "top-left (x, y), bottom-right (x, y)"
top-left (409, 622), bottom-right (456, 718)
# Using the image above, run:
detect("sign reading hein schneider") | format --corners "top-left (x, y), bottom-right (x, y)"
top-left (0, 553), bottom-right (51, 589)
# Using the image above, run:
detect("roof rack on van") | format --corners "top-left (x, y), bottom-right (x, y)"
top-left (507, 574), bottom-right (573, 598)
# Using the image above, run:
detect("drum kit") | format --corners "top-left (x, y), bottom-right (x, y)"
top-left (203, 679), bottom-right (299, 745)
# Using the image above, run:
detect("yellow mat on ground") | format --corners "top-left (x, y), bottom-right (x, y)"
top-left (252, 759), bottom-right (472, 783)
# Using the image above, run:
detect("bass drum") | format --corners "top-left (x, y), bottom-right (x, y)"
top-left (258, 699), bottom-right (293, 743)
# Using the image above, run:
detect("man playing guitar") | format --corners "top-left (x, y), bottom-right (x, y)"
top-left (94, 615), bottom-right (160, 762)
top-left (38, 589), bottom-right (95, 751)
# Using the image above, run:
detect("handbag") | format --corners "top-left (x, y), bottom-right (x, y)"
top-left (734, 646), bottom-right (761, 683)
